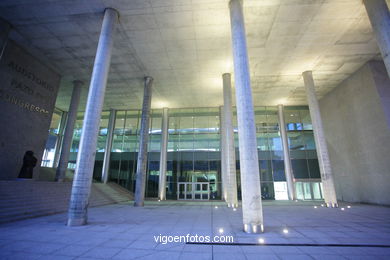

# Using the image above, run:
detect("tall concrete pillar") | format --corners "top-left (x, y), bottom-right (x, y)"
top-left (0, 18), bottom-right (11, 61)
top-left (219, 106), bottom-right (228, 201)
top-left (277, 104), bottom-right (296, 200)
top-left (53, 111), bottom-right (68, 168)
top-left (364, 0), bottom-right (390, 78)
top-left (55, 80), bottom-right (83, 182)
top-left (222, 73), bottom-right (238, 208)
top-left (134, 76), bottom-right (153, 207)
top-left (101, 109), bottom-right (116, 183)
top-left (229, 0), bottom-right (264, 233)
top-left (158, 107), bottom-right (169, 200)
top-left (67, 8), bottom-right (118, 226)
top-left (302, 71), bottom-right (338, 208)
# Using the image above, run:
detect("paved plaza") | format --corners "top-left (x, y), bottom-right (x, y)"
top-left (0, 201), bottom-right (389, 260)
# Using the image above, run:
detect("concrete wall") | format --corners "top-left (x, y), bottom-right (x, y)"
top-left (0, 40), bottom-right (61, 179)
top-left (320, 61), bottom-right (390, 205)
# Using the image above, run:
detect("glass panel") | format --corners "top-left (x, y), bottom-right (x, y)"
top-left (186, 183), bottom-right (192, 199)
top-left (303, 182), bottom-right (312, 200)
top-left (178, 184), bottom-right (185, 199)
top-left (312, 182), bottom-right (322, 199)
top-left (296, 182), bottom-right (304, 200)
top-left (274, 182), bottom-right (288, 200)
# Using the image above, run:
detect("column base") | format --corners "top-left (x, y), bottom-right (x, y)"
top-left (244, 223), bottom-right (264, 233)
top-left (134, 201), bottom-right (144, 207)
top-left (67, 217), bottom-right (87, 227)
top-left (326, 202), bottom-right (339, 208)
top-left (227, 203), bottom-right (238, 208)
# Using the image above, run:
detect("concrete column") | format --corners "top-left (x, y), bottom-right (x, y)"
top-left (53, 111), bottom-right (68, 168)
top-left (0, 18), bottom-right (11, 61)
top-left (134, 76), bottom-right (153, 207)
top-left (158, 107), bottom-right (169, 200)
top-left (101, 109), bottom-right (116, 183)
top-left (219, 106), bottom-right (228, 202)
top-left (55, 81), bottom-right (83, 182)
top-left (67, 8), bottom-right (118, 226)
top-left (222, 73), bottom-right (238, 208)
top-left (302, 71), bottom-right (338, 208)
top-left (229, 0), bottom-right (264, 233)
top-left (277, 104), bottom-right (296, 200)
top-left (364, 0), bottom-right (390, 78)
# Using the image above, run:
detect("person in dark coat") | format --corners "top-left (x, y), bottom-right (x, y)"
top-left (18, 151), bottom-right (37, 179)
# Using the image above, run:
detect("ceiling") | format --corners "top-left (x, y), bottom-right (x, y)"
top-left (0, 0), bottom-right (383, 111)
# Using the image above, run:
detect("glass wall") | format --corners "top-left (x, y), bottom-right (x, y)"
top-left (45, 105), bottom-right (322, 201)
top-left (166, 108), bottom-right (221, 200)
top-left (41, 108), bottom-right (64, 167)
top-left (68, 111), bottom-right (110, 176)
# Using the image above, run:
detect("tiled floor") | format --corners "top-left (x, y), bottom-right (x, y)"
top-left (0, 200), bottom-right (389, 259)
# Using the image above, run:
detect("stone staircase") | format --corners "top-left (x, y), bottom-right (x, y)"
top-left (0, 180), bottom-right (133, 223)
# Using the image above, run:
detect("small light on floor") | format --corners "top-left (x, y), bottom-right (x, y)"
top-left (341, 207), bottom-right (345, 211)
top-left (233, 208), bottom-right (237, 211)
top-left (294, 200), bottom-right (298, 202)
top-left (258, 238), bottom-right (265, 244)
top-left (283, 228), bottom-right (289, 234)
top-left (215, 206), bottom-right (218, 209)
top-left (218, 228), bottom-right (224, 234)
top-left (314, 206), bottom-right (317, 209)
top-left (347, 206), bottom-right (351, 209)
top-left (321, 204), bottom-right (324, 207)
top-left (158, 199), bottom-right (161, 202)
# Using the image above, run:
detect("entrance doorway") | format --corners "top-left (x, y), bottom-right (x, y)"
top-left (177, 182), bottom-right (209, 200)
top-left (295, 181), bottom-right (323, 200)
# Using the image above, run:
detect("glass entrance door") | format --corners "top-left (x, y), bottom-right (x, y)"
top-left (178, 182), bottom-right (209, 200)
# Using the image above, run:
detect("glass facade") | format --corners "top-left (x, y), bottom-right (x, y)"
top-left (42, 105), bottom-right (323, 200)
top-left (41, 108), bottom-right (64, 167)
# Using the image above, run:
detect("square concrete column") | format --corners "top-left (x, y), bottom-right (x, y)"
top-left (55, 80), bottom-right (83, 182)
top-left (134, 76), bottom-right (153, 207)
top-left (101, 109), bottom-right (116, 183)
top-left (302, 71), bottom-right (338, 208)
top-left (277, 104), bottom-right (296, 200)
top-left (158, 107), bottom-right (169, 200)
top-left (222, 73), bottom-right (238, 208)
top-left (229, 0), bottom-right (264, 233)
top-left (219, 105), bottom-right (228, 202)
top-left (364, 0), bottom-right (390, 78)
top-left (67, 8), bottom-right (118, 226)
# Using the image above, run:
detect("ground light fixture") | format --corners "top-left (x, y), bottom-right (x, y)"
top-left (321, 204), bottom-right (324, 207)
top-left (218, 228), bottom-right (224, 234)
top-left (314, 206), bottom-right (317, 209)
top-left (258, 238), bottom-right (265, 244)
top-left (233, 208), bottom-right (237, 211)
top-left (283, 228), bottom-right (289, 234)
top-left (347, 206), bottom-right (351, 208)
top-left (215, 206), bottom-right (218, 209)
top-left (341, 207), bottom-right (345, 211)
